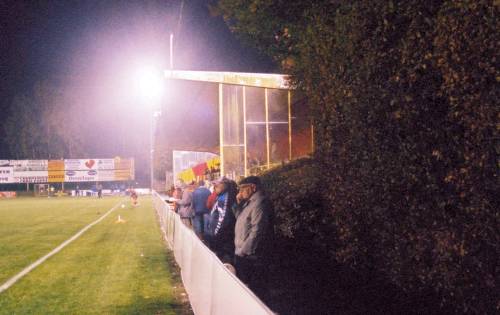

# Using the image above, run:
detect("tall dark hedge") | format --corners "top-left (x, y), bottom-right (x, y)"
top-left (218, 0), bottom-right (499, 313)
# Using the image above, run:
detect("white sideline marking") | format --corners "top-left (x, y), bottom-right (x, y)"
top-left (0, 201), bottom-right (123, 293)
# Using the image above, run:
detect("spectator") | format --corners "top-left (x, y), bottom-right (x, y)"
top-left (166, 185), bottom-right (175, 197)
top-left (172, 186), bottom-right (183, 213)
top-left (205, 183), bottom-right (218, 239)
top-left (130, 189), bottom-right (138, 206)
top-left (208, 177), bottom-right (237, 263)
top-left (177, 184), bottom-right (194, 227)
top-left (97, 183), bottom-right (103, 198)
top-left (234, 176), bottom-right (273, 295)
top-left (192, 180), bottom-right (211, 240)
top-left (206, 187), bottom-right (218, 210)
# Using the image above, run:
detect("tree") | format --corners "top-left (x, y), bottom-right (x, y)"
top-left (3, 81), bottom-right (88, 159)
top-left (34, 81), bottom-right (86, 158)
top-left (3, 95), bottom-right (44, 159)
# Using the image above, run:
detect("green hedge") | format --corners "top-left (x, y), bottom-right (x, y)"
top-left (262, 153), bottom-right (497, 313)
top-left (221, 0), bottom-right (498, 313)
top-left (261, 159), bottom-right (333, 247)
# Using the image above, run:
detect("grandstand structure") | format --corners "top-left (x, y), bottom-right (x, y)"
top-left (164, 70), bottom-right (313, 181)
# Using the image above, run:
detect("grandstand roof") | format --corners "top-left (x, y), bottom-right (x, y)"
top-left (164, 70), bottom-right (291, 90)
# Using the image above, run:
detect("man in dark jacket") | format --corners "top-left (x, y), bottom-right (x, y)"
top-left (192, 180), bottom-right (211, 240)
top-left (234, 176), bottom-right (273, 295)
top-left (208, 177), bottom-right (237, 263)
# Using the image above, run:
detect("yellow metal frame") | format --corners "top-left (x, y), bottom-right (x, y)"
top-left (311, 123), bottom-right (315, 153)
top-left (243, 86), bottom-right (248, 177)
top-left (288, 90), bottom-right (292, 160)
top-left (265, 88), bottom-right (270, 168)
top-left (218, 83), bottom-right (224, 176)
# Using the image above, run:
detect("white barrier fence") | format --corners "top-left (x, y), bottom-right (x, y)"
top-left (152, 192), bottom-right (275, 315)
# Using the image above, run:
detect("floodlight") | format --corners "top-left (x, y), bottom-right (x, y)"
top-left (135, 66), bottom-right (164, 101)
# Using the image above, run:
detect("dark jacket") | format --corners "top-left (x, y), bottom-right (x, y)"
top-left (192, 186), bottom-right (211, 215)
top-left (208, 192), bottom-right (236, 260)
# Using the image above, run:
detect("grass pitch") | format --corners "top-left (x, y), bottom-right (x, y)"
top-left (0, 196), bottom-right (190, 314)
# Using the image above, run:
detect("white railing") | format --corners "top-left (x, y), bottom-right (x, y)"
top-left (152, 191), bottom-right (275, 315)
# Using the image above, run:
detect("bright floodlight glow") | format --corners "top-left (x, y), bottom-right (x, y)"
top-left (135, 66), bottom-right (164, 101)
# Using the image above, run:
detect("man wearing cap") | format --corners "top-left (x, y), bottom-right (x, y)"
top-left (234, 176), bottom-right (273, 294)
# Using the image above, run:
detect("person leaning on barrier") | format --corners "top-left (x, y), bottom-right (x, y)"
top-left (205, 183), bottom-right (218, 241)
top-left (207, 177), bottom-right (237, 263)
top-left (177, 183), bottom-right (195, 227)
top-left (172, 186), bottom-right (183, 213)
top-left (192, 180), bottom-right (211, 240)
top-left (234, 176), bottom-right (273, 295)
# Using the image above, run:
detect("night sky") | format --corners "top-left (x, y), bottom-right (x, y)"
top-left (0, 0), bottom-right (274, 182)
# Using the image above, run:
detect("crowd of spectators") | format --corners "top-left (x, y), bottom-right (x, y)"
top-left (167, 175), bottom-right (273, 296)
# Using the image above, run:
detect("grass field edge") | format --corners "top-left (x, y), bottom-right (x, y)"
top-left (0, 199), bottom-right (125, 294)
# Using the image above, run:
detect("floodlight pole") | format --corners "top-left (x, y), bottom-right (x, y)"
top-left (150, 109), bottom-right (154, 192)
top-left (136, 64), bottom-right (168, 193)
top-left (170, 33), bottom-right (174, 70)
top-left (150, 110), bottom-right (161, 193)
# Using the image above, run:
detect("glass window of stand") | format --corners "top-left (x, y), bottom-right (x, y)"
top-left (220, 84), bottom-right (244, 180)
top-left (267, 88), bottom-right (290, 167)
top-left (220, 83), bottom-right (312, 180)
top-left (245, 86), bottom-right (267, 176)
top-left (290, 91), bottom-right (313, 159)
